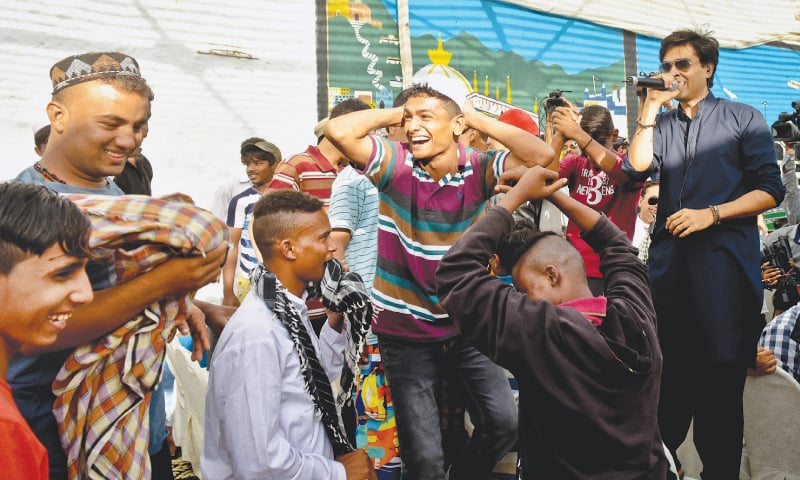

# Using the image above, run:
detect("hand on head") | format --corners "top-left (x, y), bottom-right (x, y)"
top-left (550, 105), bottom-right (582, 139)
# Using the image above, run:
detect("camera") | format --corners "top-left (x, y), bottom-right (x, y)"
top-left (761, 233), bottom-right (800, 309)
top-left (544, 90), bottom-right (570, 113)
top-left (771, 101), bottom-right (800, 142)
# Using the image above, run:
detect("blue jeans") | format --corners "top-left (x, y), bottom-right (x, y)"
top-left (378, 335), bottom-right (517, 480)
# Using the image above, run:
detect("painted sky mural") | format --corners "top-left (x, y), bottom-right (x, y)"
top-left (326, 0), bottom-right (800, 137)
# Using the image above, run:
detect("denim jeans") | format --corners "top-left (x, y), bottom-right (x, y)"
top-left (378, 335), bottom-right (517, 480)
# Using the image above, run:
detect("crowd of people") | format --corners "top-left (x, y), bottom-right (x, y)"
top-left (1, 27), bottom-right (797, 480)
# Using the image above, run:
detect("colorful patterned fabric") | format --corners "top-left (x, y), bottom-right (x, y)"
top-left (51, 194), bottom-right (228, 480)
top-left (364, 135), bottom-right (509, 341)
top-left (267, 146), bottom-right (338, 209)
top-left (354, 334), bottom-right (401, 478)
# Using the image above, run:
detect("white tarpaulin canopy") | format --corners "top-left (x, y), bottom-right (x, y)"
top-left (504, 0), bottom-right (800, 49)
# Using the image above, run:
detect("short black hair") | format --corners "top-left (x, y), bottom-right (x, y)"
top-left (509, 230), bottom-right (562, 272)
top-left (330, 98), bottom-right (371, 119)
top-left (0, 182), bottom-right (93, 274)
top-left (34, 125), bottom-right (51, 149)
top-left (660, 29), bottom-right (719, 88)
top-left (407, 83), bottom-right (462, 118)
top-left (580, 105), bottom-right (615, 146)
top-left (393, 87), bottom-right (414, 108)
top-left (497, 219), bottom-right (537, 274)
top-left (251, 190), bottom-right (324, 259)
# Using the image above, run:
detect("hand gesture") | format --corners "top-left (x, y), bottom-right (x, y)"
top-left (496, 166), bottom-right (566, 200)
top-left (748, 347), bottom-right (777, 376)
top-left (761, 263), bottom-right (783, 288)
top-left (174, 303), bottom-right (211, 362)
top-left (641, 73), bottom-right (680, 106)
top-left (550, 105), bottom-right (582, 140)
top-left (665, 208), bottom-right (715, 238)
top-left (336, 449), bottom-right (377, 480)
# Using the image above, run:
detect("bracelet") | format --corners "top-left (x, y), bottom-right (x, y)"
top-left (637, 120), bottom-right (656, 129)
top-left (709, 205), bottom-right (721, 225)
top-left (580, 137), bottom-right (594, 151)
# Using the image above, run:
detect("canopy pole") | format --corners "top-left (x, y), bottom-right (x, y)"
top-left (397, 0), bottom-right (413, 88)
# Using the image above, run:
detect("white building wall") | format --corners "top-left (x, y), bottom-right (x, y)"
top-left (0, 0), bottom-right (320, 210)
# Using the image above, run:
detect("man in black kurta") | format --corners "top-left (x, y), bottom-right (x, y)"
top-left (625, 30), bottom-right (784, 478)
top-left (437, 166), bottom-right (669, 479)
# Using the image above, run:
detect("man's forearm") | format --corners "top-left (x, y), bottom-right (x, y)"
top-left (627, 100), bottom-right (661, 172)
top-left (325, 107), bottom-right (404, 167)
top-left (718, 189), bottom-right (778, 221)
top-left (548, 190), bottom-right (601, 232)
top-left (23, 265), bottom-right (190, 353)
top-left (466, 109), bottom-right (554, 167)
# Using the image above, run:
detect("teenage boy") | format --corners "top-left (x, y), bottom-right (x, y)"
top-left (221, 137), bottom-right (282, 306)
top-left (325, 84), bottom-right (554, 479)
top-left (436, 166), bottom-right (669, 478)
top-left (203, 190), bottom-right (375, 479)
top-left (0, 182), bottom-right (94, 480)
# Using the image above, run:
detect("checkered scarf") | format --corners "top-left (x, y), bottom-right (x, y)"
top-left (318, 259), bottom-right (372, 407)
top-left (51, 194), bottom-right (228, 480)
top-left (250, 259), bottom-right (371, 456)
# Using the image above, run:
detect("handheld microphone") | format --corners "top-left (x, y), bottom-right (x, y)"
top-left (625, 76), bottom-right (678, 91)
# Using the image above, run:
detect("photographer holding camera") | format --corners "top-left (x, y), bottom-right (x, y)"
top-left (762, 223), bottom-right (800, 314)
top-left (546, 96), bottom-right (648, 295)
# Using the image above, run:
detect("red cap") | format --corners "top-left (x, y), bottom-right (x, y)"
top-left (497, 108), bottom-right (539, 136)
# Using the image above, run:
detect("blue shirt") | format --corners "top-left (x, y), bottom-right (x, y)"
top-left (623, 93), bottom-right (785, 363)
top-left (624, 93), bottom-right (784, 299)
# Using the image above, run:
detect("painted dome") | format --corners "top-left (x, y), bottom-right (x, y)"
top-left (412, 36), bottom-right (472, 108)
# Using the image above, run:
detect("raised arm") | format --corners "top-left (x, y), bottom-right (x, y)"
top-left (23, 243), bottom-right (228, 354)
top-left (550, 106), bottom-right (620, 173)
top-left (496, 166), bottom-right (598, 232)
top-left (463, 102), bottom-right (554, 169)
top-left (325, 107), bottom-right (404, 168)
top-left (627, 75), bottom-right (677, 172)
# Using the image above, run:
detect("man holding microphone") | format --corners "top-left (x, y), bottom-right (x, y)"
top-left (625, 29), bottom-right (784, 479)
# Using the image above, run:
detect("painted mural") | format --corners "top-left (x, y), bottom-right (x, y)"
top-left (325, 0), bottom-right (800, 138)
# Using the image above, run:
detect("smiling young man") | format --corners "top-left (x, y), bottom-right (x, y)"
top-left (12, 52), bottom-right (227, 480)
top-left (325, 84), bottom-right (554, 479)
top-left (221, 137), bottom-right (282, 306)
top-left (0, 182), bottom-right (95, 480)
top-left (625, 30), bottom-right (784, 479)
top-left (203, 190), bottom-right (376, 480)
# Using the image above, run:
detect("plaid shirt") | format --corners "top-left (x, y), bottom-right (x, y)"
top-left (51, 194), bottom-right (227, 480)
top-left (759, 303), bottom-right (800, 383)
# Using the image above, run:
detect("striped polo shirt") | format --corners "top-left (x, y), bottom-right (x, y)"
top-left (267, 145), bottom-right (338, 208)
top-left (365, 136), bottom-right (509, 341)
top-left (225, 186), bottom-right (261, 284)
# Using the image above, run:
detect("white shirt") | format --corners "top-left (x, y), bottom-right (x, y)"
top-left (202, 290), bottom-right (348, 480)
top-left (210, 177), bottom-right (251, 221)
top-left (632, 216), bottom-right (651, 248)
